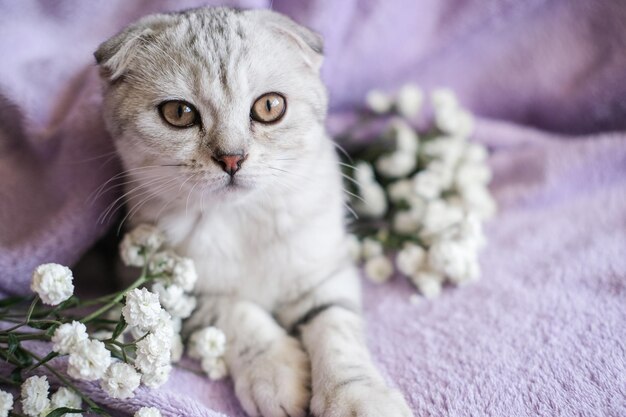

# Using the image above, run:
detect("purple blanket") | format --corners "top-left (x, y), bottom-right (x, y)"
top-left (1, 1), bottom-right (625, 416)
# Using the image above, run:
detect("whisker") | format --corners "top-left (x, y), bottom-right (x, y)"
top-left (332, 141), bottom-right (354, 163)
top-left (343, 188), bottom-right (366, 204)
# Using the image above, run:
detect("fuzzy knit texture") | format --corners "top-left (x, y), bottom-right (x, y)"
top-left (1, 1), bottom-right (625, 416)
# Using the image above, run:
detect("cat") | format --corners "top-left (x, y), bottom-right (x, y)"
top-left (95, 7), bottom-right (412, 417)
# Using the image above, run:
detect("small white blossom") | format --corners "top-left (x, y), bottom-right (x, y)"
top-left (411, 271), bottom-right (444, 299)
top-left (364, 255), bottom-right (394, 284)
top-left (151, 283), bottom-right (197, 319)
top-left (353, 182), bottom-right (388, 218)
top-left (420, 199), bottom-right (464, 239)
top-left (51, 321), bottom-right (88, 354)
top-left (170, 334), bottom-right (184, 363)
top-left (422, 137), bottom-right (464, 166)
top-left (395, 243), bottom-right (425, 276)
top-left (375, 152), bottom-right (416, 179)
top-left (354, 161), bottom-right (376, 184)
top-left (426, 160), bottom-right (455, 189)
top-left (366, 90), bottom-right (393, 114)
top-left (135, 333), bottom-right (171, 375)
top-left (346, 234), bottom-right (361, 261)
top-left (149, 252), bottom-right (197, 292)
top-left (413, 169), bottom-right (443, 200)
top-left (119, 224), bottom-right (165, 267)
top-left (201, 356), bottom-right (229, 380)
top-left (67, 339), bottom-right (112, 381)
top-left (431, 88), bottom-right (458, 111)
top-left (20, 376), bottom-right (50, 417)
top-left (0, 390), bottom-right (13, 417)
top-left (50, 387), bottom-right (82, 416)
top-left (361, 238), bottom-right (383, 260)
top-left (456, 162), bottom-right (492, 189)
top-left (189, 327), bottom-right (227, 360)
top-left (31, 263), bottom-right (74, 306)
top-left (392, 210), bottom-right (420, 235)
top-left (463, 143), bottom-right (488, 163)
top-left (396, 84), bottom-right (424, 119)
top-left (135, 407), bottom-right (162, 417)
top-left (122, 288), bottom-right (162, 329)
top-left (101, 362), bottom-right (141, 399)
top-left (387, 179), bottom-right (413, 203)
top-left (428, 239), bottom-right (480, 284)
top-left (390, 118), bottom-right (419, 153)
top-left (141, 364), bottom-right (172, 388)
top-left (459, 184), bottom-right (497, 219)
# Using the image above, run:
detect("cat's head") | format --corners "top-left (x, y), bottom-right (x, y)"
top-left (95, 7), bottom-right (328, 205)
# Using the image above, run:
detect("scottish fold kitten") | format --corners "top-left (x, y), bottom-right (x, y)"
top-left (95, 7), bottom-right (411, 417)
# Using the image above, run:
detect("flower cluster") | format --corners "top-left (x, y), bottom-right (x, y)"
top-left (188, 326), bottom-right (228, 380)
top-left (0, 224), bottom-right (224, 417)
top-left (346, 85), bottom-right (495, 297)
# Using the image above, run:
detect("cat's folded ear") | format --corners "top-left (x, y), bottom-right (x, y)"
top-left (94, 14), bottom-right (174, 82)
top-left (247, 10), bottom-right (324, 72)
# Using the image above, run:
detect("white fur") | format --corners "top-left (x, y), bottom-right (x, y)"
top-left (96, 7), bottom-right (411, 417)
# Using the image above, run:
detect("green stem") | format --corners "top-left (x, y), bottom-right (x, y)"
top-left (0, 332), bottom-right (47, 342)
top-left (25, 297), bottom-right (38, 324)
top-left (26, 349), bottom-right (111, 417)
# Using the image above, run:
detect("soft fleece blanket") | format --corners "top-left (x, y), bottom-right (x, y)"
top-left (1, 1), bottom-right (625, 416)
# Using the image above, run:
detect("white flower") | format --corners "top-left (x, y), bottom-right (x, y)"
top-left (420, 199), bottom-right (464, 239)
top-left (363, 255), bottom-right (394, 284)
top-left (189, 327), bottom-right (227, 360)
top-left (170, 334), bottom-right (184, 363)
top-left (361, 238), bottom-right (383, 260)
top-left (201, 356), bottom-right (229, 380)
top-left (387, 179), bottom-right (413, 203)
top-left (346, 234), bottom-right (361, 261)
top-left (390, 118), bottom-right (419, 153)
top-left (149, 252), bottom-right (198, 292)
top-left (122, 288), bottom-right (162, 329)
top-left (354, 161), bottom-right (376, 184)
top-left (67, 339), bottom-right (112, 381)
top-left (0, 390), bottom-right (13, 417)
top-left (119, 224), bottom-right (165, 267)
top-left (431, 88), bottom-right (458, 111)
top-left (101, 362), bottom-right (141, 399)
top-left (463, 143), bottom-right (488, 163)
top-left (421, 137), bottom-right (465, 166)
top-left (426, 160), bottom-right (455, 189)
top-left (353, 182), bottom-right (388, 218)
top-left (141, 364), bottom-right (171, 388)
top-left (412, 169), bottom-right (443, 200)
top-left (455, 162), bottom-right (492, 189)
top-left (366, 90), bottom-right (393, 114)
top-left (135, 333), bottom-right (171, 375)
top-left (51, 321), bottom-right (89, 355)
top-left (135, 407), bottom-right (162, 417)
top-left (151, 283), bottom-right (196, 319)
top-left (428, 239), bottom-right (480, 284)
top-left (459, 184), bottom-right (497, 219)
top-left (20, 376), bottom-right (50, 417)
top-left (411, 271), bottom-right (444, 299)
top-left (395, 243), bottom-right (425, 276)
top-left (436, 106), bottom-right (474, 137)
top-left (396, 84), bottom-right (424, 119)
top-left (392, 210), bottom-right (420, 235)
top-left (50, 387), bottom-right (82, 416)
top-left (31, 263), bottom-right (74, 306)
top-left (375, 152), bottom-right (416, 179)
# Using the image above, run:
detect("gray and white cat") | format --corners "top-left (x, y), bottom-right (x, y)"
top-left (95, 7), bottom-right (411, 417)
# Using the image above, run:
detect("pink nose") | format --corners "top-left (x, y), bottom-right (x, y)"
top-left (212, 153), bottom-right (247, 176)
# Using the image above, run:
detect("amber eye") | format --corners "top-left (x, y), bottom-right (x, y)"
top-left (159, 100), bottom-right (199, 128)
top-left (251, 93), bottom-right (286, 123)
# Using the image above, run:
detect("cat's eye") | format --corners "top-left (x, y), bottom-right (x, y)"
top-left (159, 100), bottom-right (199, 128)
top-left (251, 93), bottom-right (286, 124)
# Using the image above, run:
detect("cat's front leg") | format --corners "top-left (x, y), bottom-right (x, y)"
top-left (280, 270), bottom-right (413, 417)
top-left (185, 297), bottom-right (311, 417)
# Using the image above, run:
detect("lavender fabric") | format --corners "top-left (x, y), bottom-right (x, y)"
top-left (1, 1), bottom-right (625, 416)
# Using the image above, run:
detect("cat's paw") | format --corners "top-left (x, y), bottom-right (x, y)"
top-left (234, 335), bottom-right (311, 417)
top-left (311, 380), bottom-right (412, 417)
